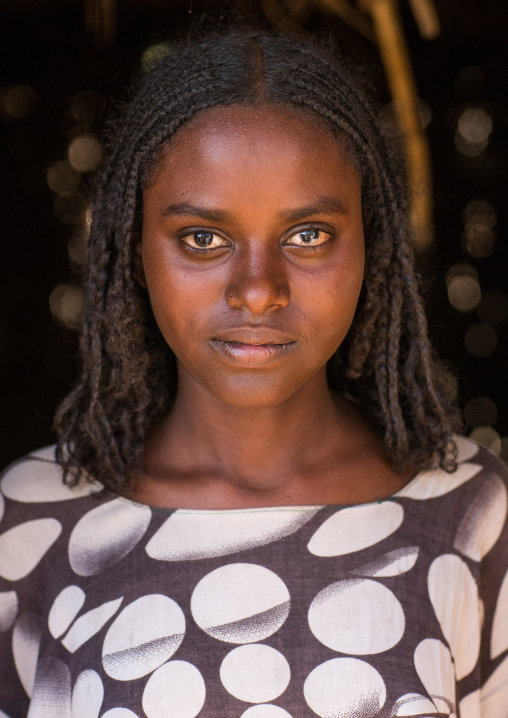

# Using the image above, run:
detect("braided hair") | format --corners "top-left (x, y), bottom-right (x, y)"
top-left (55, 29), bottom-right (459, 490)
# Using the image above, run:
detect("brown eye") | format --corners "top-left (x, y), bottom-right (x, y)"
top-left (181, 231), bottom-right (229, 251)
top-left (285, 228), bottom-right (332, 247)
top-left (194, 231), bottom-right (214, 247)
top-left (299, 229), bottom-right (320, 244)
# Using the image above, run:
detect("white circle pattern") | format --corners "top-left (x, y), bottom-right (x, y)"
top-left (142, 661), bottom-right (206, 718)
top-left (428, 555), bottom-right (481, 680)
top-left (102, 594), bottom-right (185, 681)
top-left (191, 563), bottom-right (290, 643)
top-left (69, 499), bottom-right (151, 577)
top-left (220, 644), bottom-right (291, 703)
top-left (414, 639), bottom-right (456, 714)
top-left (48, 585), bottom-right (86, 639)
top-left (12, 612), bottom-right (41, 698)
top-left (303, 657), bottom-right (386, 718)
top-left (240, 706), bottom-right (293, 717)
top-left (71, 669), bottom-right (104, 718)
top-left (307, 502), bottom-right (404, 557)
top-left (147, 507), bottom-right (320, 562)
top-left (308, 578), bottom-right (405, 655)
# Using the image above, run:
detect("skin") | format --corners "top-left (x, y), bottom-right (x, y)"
top-left (131, 103), bottom-right (414, 509)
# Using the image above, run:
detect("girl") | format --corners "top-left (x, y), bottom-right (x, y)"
top-left (1, 28), bottom-right (507, 718)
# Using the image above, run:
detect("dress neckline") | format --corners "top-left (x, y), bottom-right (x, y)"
top-left (106, 467), bottom-right (427, 515)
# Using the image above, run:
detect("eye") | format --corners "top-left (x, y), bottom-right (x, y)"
top-left (285, 227), bottom-right (332, 247)
top-left (181, 230), bottom-right (229, 251)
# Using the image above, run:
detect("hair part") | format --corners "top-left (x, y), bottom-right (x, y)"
top-left (55, 28), bottom-right (460, 490)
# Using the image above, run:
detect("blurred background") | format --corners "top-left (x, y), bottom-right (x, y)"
top-left (0, 0), bottom-right (507, 468)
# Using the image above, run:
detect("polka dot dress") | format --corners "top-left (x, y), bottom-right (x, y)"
top-left (1, 437), bottom-right (508, 718)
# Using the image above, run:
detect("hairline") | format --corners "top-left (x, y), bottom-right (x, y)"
top-left (141, 99), bottom-right (362, 193)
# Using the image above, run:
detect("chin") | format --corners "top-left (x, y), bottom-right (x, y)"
top-left (207, 376), bottom-right (305, 411)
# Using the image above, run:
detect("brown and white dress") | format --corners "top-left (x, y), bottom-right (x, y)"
top-left (1, 437), bottom-right (507, 718)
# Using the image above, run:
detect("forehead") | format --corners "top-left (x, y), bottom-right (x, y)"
top-left (167, 103), bottom-right (338, 148)
top-left (144, 104), bottom-right (361, 216)
top-left (150, 103), bottom-right (358, 182)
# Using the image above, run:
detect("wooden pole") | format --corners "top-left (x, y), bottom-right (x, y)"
top-left (84, 0), bottom-right (116, 45)
top-left (408, 0), bottom-right (440, 40)
top-left (361, 0), bottom-right (433, 249)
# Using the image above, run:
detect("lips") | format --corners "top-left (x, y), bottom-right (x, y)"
top-left (210, 328), bottom-right (297, 366)
top-left (212, 327), bottom-right (297, 346)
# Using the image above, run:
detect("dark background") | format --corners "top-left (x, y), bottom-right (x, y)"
top-left (0, 0), bottom-right (507, 468)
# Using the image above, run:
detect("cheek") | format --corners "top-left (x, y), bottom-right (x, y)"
top-left (148, 283), bottom-right (197, 345)
top-left (143, 262), bottom-right (221, 349)
top-left (301, 255), bottom-right (364, 342)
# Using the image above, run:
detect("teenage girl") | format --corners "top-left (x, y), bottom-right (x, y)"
top-left (1, 29), bottom-right (507, 718)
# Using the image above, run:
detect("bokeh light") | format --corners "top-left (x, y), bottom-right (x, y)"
top-left (463, 199), bottom-right (497, 229)
top-left (455, 107), bottom-right (492, 157)
top-left (54, 191), bottom-right (88, 225)
top-left (46, 160), bottom-right (81, 194)
top-left (446, 264), bottom-right (481, 312)
top-left (68, 134), bottom-right (102, 172)
top-left (70, 90), bottom-right (104, 124)
top-left (469, 426), bottom-right (502, 455)
top-left (461, 198), bottom-right (497, 257)
top-left (0, 84), bottom-right (38, 120)
top-left (464, 323), bottom-right (498, 358)
top-left (378, 98), bottom-right (431, 141)
top-left (464, 396), bottom-right (498, 427)
top-left (477, 289), bottom-right (508, 326)
top-left (461, 226), bottom-right (495, 258)
top-left (458, 108), bottom-right (492, 143)
top-left (141, 42), bottom-right (170, 70)
top-left (49, 283), bottom-right (83, 331)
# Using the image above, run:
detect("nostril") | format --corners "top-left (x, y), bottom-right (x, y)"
top-left (225, 274), bottom-right (290, 314)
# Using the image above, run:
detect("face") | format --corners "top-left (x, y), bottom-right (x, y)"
top-left (136, 104), bottom-right (364, 410)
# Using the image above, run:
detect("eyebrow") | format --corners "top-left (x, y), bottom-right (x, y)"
top-left (280, 199), bottom-right (348, 223)
top-left (161, 197), bottom-right (348, 224)
top-left (162, 203), bottom-right (233, 223)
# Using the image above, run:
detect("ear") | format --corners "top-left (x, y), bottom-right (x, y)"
top-left (132, 240), bottom-right (148, 289)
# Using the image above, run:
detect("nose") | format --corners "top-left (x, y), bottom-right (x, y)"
top-left (225, 246), bottom-right (290, 315)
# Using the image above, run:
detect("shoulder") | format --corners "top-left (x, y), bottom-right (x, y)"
top-left (0, 446), bottom-right (105, 589)
top-left (0, 445), bottom-right (103, 531)
top-left (454, 434), bottom-right (508, 477)
top-left (456, 434), bottom-right (508, 502)
top-left (453, 436), bottom-right (508, 562)
top-left (399, 434), bottom-right (508, 502)
top-left (452, 434), bottom-right (508, 503)
top-left (396, 435), bottom-right (508, 561)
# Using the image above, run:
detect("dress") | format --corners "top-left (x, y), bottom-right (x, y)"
top-left (1, 436), bottom-right (508, 718)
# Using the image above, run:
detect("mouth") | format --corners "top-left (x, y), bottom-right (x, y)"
top-left (210, 339), bottom-right (297, 365)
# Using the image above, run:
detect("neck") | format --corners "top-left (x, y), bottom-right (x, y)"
top-left (139, 369), bottom-right (360, 500)
top-left (129, 367), bottom-right (410, 509)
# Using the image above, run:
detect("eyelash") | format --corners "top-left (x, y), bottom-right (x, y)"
top-left (179, 224), bottom-right (333, 254)
top-left (284, 226), bottom-right (332, 248)
top-left (179, 230), bottom-right (229, 254)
